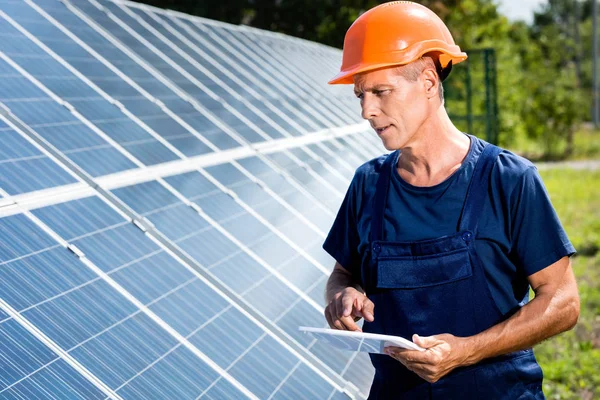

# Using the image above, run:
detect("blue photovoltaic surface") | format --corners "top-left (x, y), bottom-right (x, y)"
top-left (0, 51), bottom-right (137, 177)
top-left (0, 2), bottom-right (180, 166)
top-left (67, 0), bottom-right (271, 144)
top-left (110, 179), bottom-right (356, 376)
top-left (284, 147), bottom-right (350, 191)
top-left (259, 151), bottom-right (344, 210)
top-left (7, 0), bottom-right (218, 158)
top-left (0, 213), bottom-right (251, 399)
top-left (30, 0), bottom-right (244, 152)
top-left (201, 23), bottom-right (355, 127)
top-left (234, 156), bottom-right (335, 233)
top-left (0, 317), bottom-right (106, 399)
top-left (132, 8), bottom-right (315, 138)
top-left (103, 1), bottom-right (303, 140)
top-left (0, 119), bottom-right (78, 195)
top-left (0, 0), bottom-right (384, 397)
top-left (204, 163), bottom-right (335, 268)
top-left (31, 195), bottom-right (348, 399)
top-left (190, 22), bottom-right (335, 132)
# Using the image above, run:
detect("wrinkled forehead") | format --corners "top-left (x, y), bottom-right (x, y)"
top-left (353, 66), bottom-right (405, 90)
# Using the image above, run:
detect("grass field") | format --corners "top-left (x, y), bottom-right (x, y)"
top-left (534, 168), bottom-right (600, 399)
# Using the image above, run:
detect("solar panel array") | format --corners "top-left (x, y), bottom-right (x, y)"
top-left (0, 0), bottom-right (384, 398)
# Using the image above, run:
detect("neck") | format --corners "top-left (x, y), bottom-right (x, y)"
top-left (397, 105), bottom-right (470, 186)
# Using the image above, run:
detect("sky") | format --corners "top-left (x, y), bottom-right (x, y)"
top-left (497, 0), bottom-right (547, 23)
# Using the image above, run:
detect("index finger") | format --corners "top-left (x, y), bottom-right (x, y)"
top-left (338, 314), bottom-right (362, 332)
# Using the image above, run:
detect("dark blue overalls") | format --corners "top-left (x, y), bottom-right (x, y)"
top-left (362, 144), bottom-right (545, 399)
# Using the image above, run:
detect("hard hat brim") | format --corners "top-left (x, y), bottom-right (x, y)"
top-left (328, 49), bottom-right (468, 85)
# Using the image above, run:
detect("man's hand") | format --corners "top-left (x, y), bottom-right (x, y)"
top-left (324, 287), bottom-right (375, 331)
top-left (384, 334), bottom-right (469, 383)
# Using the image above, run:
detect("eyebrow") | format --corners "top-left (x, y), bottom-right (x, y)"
top-left (354, 84), bottom-right (394, 95)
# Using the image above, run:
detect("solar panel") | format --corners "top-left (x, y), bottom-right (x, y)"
top-left (0, 0), bottom-right (383, 398)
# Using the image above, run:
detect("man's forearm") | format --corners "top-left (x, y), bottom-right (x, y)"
top-left (464, 260), bottom-right (579, 366)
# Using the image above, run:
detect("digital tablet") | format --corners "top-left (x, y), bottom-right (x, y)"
top-left (299, 327), bottom-right (425, 354)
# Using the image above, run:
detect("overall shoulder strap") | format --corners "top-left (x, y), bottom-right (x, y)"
top-left (370, 151), bottom-right (398, 242)
top-left (458, 143), bottom-right (502, 232)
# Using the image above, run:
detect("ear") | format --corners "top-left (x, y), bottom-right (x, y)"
top-left (421, 68), bottom-right (439, 100)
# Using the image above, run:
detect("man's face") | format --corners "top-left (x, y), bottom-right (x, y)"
top-left (353, 66), bottom-right (429, 150)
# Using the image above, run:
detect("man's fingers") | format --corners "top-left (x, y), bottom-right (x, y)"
top-left (361, 297), bottom-right (375, 321)
top-left (338, 315), bottom-right (362, 331)
top-left (341, 295), bottom-right (354, 318)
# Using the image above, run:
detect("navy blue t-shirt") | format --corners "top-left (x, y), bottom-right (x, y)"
top-left (323, 135), bottom-right (575, 315)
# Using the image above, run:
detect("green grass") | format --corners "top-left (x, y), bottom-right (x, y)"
top-left (535, 169), bottom-right (600, 399)
top-left (509, 127), bottom-right (600, 161)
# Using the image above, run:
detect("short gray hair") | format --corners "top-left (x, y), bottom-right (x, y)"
top-left (395, 56), bottom-right (444, 102)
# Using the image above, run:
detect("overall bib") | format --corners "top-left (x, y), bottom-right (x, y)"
top-left (363, 144), bottom-right (545, 399)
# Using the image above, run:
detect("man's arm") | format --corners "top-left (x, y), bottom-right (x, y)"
top-left (386, 255), bottom-right (579, 382)
top-left (324, 262), bottom-right (375, 332)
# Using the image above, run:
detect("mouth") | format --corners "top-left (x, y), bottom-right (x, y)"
top-left (374, 125), bottom-right (391, 135)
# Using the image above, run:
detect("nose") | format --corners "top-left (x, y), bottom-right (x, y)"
top-left (360, 94), bottom-right (380, 120)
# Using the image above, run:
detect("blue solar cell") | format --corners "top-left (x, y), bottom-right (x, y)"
top-left (0, 120), bottom-right (78, 194)
top-left (0, 214), bottom-right (256, 399)
top-left (98, 1), bottom-right (288, 141)
top-left (236, 156), bottom-right (335, 231)
top-left (7, 2), bottom-right (216, 158)
top-left (31, 195), bottom-right (349, 398)
top-left (0, 319), bottom-right (106, 399)
top-left (64, 0), bottom-right (269, 144)
top-left (0, 62), bottom-right (137, 176)
top-left (285, 148), bottom-right (350, 190)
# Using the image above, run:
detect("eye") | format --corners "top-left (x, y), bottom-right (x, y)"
top-left (355, 92), bottom-right (364, 100)
top-left (373, 89), bottom-right (390, 96)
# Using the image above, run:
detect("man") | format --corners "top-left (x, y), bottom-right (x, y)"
top-left (323, 2), bottom-right (580, 399)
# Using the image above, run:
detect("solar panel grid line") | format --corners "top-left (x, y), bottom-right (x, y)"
top-left (144, 11), bottom-right (282, 106)
top-left (150, 11), bottom-right (329, 135)
top-left (168, 18), bottom-right (356, 153)
top-left (122, 210), bottom-right (356, 398)
top-left (162, 168), bottom-right (333, 274)
top-left (22, 209), bottom-right (262, 400)
top-left (0, 272), bottom-right (122, 399)
top-left (39, 0), bottom-right (354, 210)
top-left (112, 0), bottom-right (240, 30)
top-left (341, 134), bottom-right (380, 155)
top-left (65, 2), bottom-right (358, 202)
top-left (169, 19), bottom-right (349, 129)
top-left (0, 115), bottom-right (356, 397)
top-left (0, 111), bottom-right (83, 192)
top-left (151, 176), bottom-right (327, 311)
top-left (92, 0), bottom-right (358, 187)
top-left (0, 5), bottom-right (207, 169)
top-left (240, 35), bottom-right (359, 124)
top-left (78, 0), bottom-right (280, 145)
top-left (116, 4), bottom-right (282, 109)
top-left (0, 52), bottom-right (143, 172)
top-left (0, 320), bottom-right (108, 400)
top-left (249, 36), bottom-right (354, 109)
top-left (349, 134), bottom-right (384, 159)
top-left (55, 0), bottom-right (263, 153)
top-left (112, 1), bottom-right (354, 178)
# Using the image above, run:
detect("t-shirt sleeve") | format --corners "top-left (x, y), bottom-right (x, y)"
top-left (322, 175), bottom-right (362, 275)
top-left (509, 166), bottom-right (576, 276)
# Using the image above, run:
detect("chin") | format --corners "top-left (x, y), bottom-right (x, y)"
top-left (380, 137), bottom-right (403, 152)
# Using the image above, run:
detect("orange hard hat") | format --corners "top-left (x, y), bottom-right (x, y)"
top-left (328, 1), bottom-right (467, 85)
